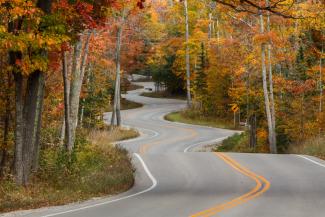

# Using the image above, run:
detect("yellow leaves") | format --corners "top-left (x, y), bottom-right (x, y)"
top-left (0, 25), bottom-right (6, 33)
top-left (11, 7), bottom-right (25, 17)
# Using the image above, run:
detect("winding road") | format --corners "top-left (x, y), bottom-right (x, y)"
top-left (3, 82), bottom-right (325, 217)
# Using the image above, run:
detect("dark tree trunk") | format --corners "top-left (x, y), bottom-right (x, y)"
top-left (62, 51), bottom-right (72, 150)
top-left (249, 114), bottom-right (257, 149)
top-left (13, 72), bottom-right (24, 185)
top-left (23, 71), bottom-right (45, 178)
top-left (0, 71), bottom-right (12, 177)
top-left (10, 0), bottom-right (51, 185)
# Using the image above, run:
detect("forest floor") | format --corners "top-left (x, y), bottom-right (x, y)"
top-left (0, 128), bottom-right (138, 213)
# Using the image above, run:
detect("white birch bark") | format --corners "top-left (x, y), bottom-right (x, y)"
top-left (260, 12), bottom-right (277, 154)
top-left (111, 12), bottom-right (125, 128)
top-left (320, 46), bottom-right (323, 114)
top-left (66, 31), bottom-right (92, 152)
top-left (184, 0), bottom-right (192, 107)
top-left (266, 0), bottom-right (277, 149)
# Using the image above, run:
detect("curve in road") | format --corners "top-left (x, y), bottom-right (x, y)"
top-left (3, 82), bottom-right (325, 217)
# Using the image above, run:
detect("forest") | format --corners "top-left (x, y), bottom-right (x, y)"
top-left (0, 0), bottom-right (324, 213)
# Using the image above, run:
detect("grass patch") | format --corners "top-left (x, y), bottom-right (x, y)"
top-left (127, 84), bottom-right (143, 91)
top-left (88, 128), bottom-right (139, 145)
top-left (121, 99), bottom-right (142, 110)
top-left (213, 133), bottom-right (253, 153)
top-left (165, 110), bottom-right (243, 130)
top-left (290, 137), bottom-right (325, 160)
top-left (107, 99), bottom-right (142, 113)
top-left (0, 129), bottom-right (136, 213)
top-left (141, 91), bottom-right (186, 100)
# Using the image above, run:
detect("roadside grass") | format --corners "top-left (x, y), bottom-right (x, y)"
top-left (127, 84), bottom-right (144, 91)
top-left (290, 137), bottom-right (325, 160)
top-left (141, 91), bottom-right (186, 100)
top-left (0, 128), bottom-right (137, 213)
top-left (165, 110), bottom-right (243, 130)
top-left (88, 128), bottom-right (139, 145)
top-left (121, 98), bottom-right (143, 110)
top-left (213, 133), bottom-right (325, 160)
top-left (107, 98), bottom-right (142, 113)
top-left (213, 133), bottom-right (256, 153)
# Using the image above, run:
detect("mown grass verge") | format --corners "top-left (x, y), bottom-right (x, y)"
top-left (0, 128), bottom-right (138, 213)
top-left (165, 110), bottom-right (243, 130)
top-left (141, 91), bottom-right (186, 100)
top-left (127, 84), bottom-right (144, 91)
top-left (212, 132), bottom-right (325, 160)
top-left (213, 133), bottom-right (256, 153)
top-left (290, 137), bottom-right (325, 160)
top-left (121, 98), bottom-right (143, 110)
top-left (107, 98), bottom-right (142, 113)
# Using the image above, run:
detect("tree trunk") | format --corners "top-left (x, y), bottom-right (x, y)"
top-left (23, 71), bottom-right (45, 177)
top-left (62, 51), bottom-right (71, 150)
top-left (320, 46), bottom-right (323, 114)
top-left (13, 72), bottom-right (24, 185)
top-left (249, 114), bottom-right (257, 149)
top-left (60, 118), bottom-right (65, 145)
top-left (266, 0), bottom-right (277, 150)
top-left (67, 32), bottom-right (92, 152)
top-left (208, 12), bottom-right (212, 40)
top-left (0, 71), bottom-right (12, 177)
top-left (260, 12), bottom-right (277, 154)
top-left (10, 0), bottom-right (52, 186)
top-left (320, 45), bottom-right (323, 136)
top-left (184, 0), bottom-right (192, 107)
top-left (111, 13), bottom-right (125, 128)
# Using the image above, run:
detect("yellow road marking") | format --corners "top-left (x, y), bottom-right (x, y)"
top-left (190, 153), bottom-right (271, 217)
top-left (139, 126), bottom-right (198, 154)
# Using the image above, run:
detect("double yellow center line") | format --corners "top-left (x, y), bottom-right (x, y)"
top-left (190, 153), bottom-right (271, 217)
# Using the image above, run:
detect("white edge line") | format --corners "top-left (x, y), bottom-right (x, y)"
top-left (297, 155), bottom-right (325, 168)
top-left (184, 137), bottom-right (229, 153)
top-left (43, 153), bottom-right (157, 217)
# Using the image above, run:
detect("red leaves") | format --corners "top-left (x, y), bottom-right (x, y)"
top-left (137, 0), bottom-right (146, 9)
top-left (15, 59), bottom-right (22, 66)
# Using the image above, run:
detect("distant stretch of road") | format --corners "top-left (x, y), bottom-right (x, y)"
top-left (3, 82), bottom-right (325, 217)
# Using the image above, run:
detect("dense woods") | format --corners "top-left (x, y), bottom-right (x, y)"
top-left (0, 0), bottom-right (148, 209)
top-left (145, 0), bottom-right (324, 155)
top-left (0, 0), bottom-right (324, 212)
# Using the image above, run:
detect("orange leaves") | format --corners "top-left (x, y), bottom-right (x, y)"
top-left (7, 0), bottom-right (41, 19)
top-left (284, 79), bottom-right (316, 96)
top-left (253, 31), bottom-right (281, 45)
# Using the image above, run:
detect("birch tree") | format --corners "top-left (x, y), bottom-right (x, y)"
top-left (259, 10), bottom-right (277, 154)
top-left (184, 0), bottom-right (192, 107)
top-left (111, 11), bottom-right (126, 128)
top-left (63, 32), bottom-right (92, 152)
top-left (266, 0), bottom-right (277, 150)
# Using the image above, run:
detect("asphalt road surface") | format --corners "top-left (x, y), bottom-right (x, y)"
top-left (3, 82), bottom-right (325, 217)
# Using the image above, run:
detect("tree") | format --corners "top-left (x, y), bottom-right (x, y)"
top-left (7, 0), bottom-right (53, 185)
top-left (193, 42), bottom-right (208, 107)
top-left (259, 10), bottom-right (277, 154)
top-left (184, 0), bottom-right (192, 107)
